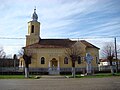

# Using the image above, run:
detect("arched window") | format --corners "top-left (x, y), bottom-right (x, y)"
top-left (78, 56), bottom-right (81, 64)
top-left (31, 25), bottom-right (34, 33)
top-left (21, 61), bottom-right (22, 66)
top-left (41, 57), bottom-right (45, 64)
top-left (96, 56), bottom-right (98, 64)
top-left (64, 57), bottom-right (68, 64)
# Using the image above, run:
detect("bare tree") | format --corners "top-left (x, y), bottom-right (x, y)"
top-left (0, 47), bottom-right (6, 58)
top-left (23, 53), bottom-right (31, 78)
top-left (13, 54), bottom-right (18, 71)
top-left (102, 42), bottom-right (115, 75)
top-left (18, 48), bottom-right (32, 78)
top-left (18, 48), bottom-right (24, 57)
top-left (65, 42), bottom-right (83, 78)
top-left (102, 42), bottom-right (114, 58)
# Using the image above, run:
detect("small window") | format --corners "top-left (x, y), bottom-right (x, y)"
top-left (21, 61), bottom-right (22, 66)
top-left (41, 57), bottom-right (45, 64)
top-left (64, 57), bottom-right (68, 64)
top-left (31, 25), bottom-right (34, 33)
top-left (96, 57), bottom-right (98, 64)
top-left (78, 56), bottom-right (81, 64)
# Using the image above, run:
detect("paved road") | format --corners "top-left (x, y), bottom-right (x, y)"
top-left (0, 77), bottom-right (120, 90)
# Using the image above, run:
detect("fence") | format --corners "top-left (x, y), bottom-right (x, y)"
top-left (0, 67), bottom-right (99, 75)
top-left (0, 58), bottom-right (120, 75)
top-left (99, 65), bottom-right (120, 72)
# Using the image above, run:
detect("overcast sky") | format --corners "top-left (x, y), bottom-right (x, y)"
top-left (0, 0), bottom-right (120, 57)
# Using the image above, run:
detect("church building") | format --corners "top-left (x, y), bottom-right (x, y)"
top-left (19, 9), bottom-right (99, 74)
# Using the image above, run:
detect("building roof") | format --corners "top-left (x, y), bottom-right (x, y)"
top-left (80, 40), bottom-right (100, 49)
top-left (25, 39), bottom-right (75, 48)
top-left (99, 59), bottom-right (109, 62)
top-left (100, 59), bottom-right (118, 62)
top-left (25, 39), bottom-right (99, 49)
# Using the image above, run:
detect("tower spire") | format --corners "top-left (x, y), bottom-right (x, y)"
top-left (32, 7), bottom-right (38, 21)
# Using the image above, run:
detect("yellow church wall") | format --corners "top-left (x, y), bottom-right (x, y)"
top-left (26, 21), bottom-right (40, 46)
top-left (28, 21), bottom-right (40, 36)
top-left (27, 48), bottom-right (65, 68)
top-left (25, 46), bottom-right (99, 68)
top-left (86, 48), bottom-right (99, 67)
top-left (74, 41), bottom-right (86, 53)
top-left (19, 57), bottom-right (25, 67)
top-left (26, 35), bottom-right (40, 46)
top-left (59, 56), bottom-right (72, 68)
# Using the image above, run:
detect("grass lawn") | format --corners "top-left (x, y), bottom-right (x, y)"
top-left (66, 73), bottom-right (120, 78)
top-left (0, 75), bottom-right (39, 79)
top-left (0, 73), bottom-right (120, 79)
top-left (0, 75), bottom-right (25, 79)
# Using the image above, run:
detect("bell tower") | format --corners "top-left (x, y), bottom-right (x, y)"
top-left (26, 8), bottom-right (40, 46)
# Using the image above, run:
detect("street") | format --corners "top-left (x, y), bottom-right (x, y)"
top-left (0, 77), bottom-right (120, 90)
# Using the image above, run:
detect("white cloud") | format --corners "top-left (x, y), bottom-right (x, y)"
top-left (3, 46), bottom-right (22, 55)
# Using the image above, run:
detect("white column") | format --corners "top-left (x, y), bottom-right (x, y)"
top-left (57, 59), bottom-right (60, 71)
top-left (48, 60), bottom-right (51, 70)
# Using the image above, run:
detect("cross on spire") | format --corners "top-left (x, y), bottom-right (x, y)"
top-left (34, 6), bottom-right (36, 12)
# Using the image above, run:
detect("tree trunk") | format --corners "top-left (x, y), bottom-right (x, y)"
top-left (14, 59), bottom-right (16, 71)
top-left (25, 67), bottom-right (29, 78)
top-left (72, 67), bottom-right (75, 78)
top-left (110, 65), bottom-right (114, 75)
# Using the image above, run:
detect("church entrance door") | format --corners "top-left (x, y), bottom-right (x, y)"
top-left (51, 58), bottom-right (58, 67)
top-left (49, 58), bottom-right (60, 75)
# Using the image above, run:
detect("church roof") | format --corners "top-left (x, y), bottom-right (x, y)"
top-left (25, 39), bottom-right (99, 49)
top-left (25, 39), bottom-right (75, 48)
top-left (80, 40), bottom-right (100, 49)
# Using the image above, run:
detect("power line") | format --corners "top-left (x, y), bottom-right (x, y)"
top-left (0, 37), bottom-right (25, 39)
top-left (0, 36), bottom-right (120, 40)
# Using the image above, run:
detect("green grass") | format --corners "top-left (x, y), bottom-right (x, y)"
top-left (0, 75), bottom-right (39, 79)
top-left (0, 73), bottom-right (120, 79)
top-left (0, 75), bottom-right (25, 79)
top-left (66, 73), bottom-right (120, 78)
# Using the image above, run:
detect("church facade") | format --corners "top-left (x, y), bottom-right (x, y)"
top-left (19, 9), bottom-right (100, 74)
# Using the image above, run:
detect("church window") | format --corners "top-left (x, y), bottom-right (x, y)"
top-left (64, 57), bottom-right (68, 64)
top-left (31, 25), bottom-right (34, 33)
top-left (21, 61), bottom-right (22, 66)
top-left (41, 57), bottom-right (45, 64)
top-left (96, 56), bottom-right (98, 64)
top-left (78, 56), bottom-right (81, 64)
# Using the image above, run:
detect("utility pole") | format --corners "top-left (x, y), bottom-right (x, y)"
top-left (114, 37), bottom-right (118, 73)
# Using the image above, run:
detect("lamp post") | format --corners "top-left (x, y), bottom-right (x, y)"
top-left (114, 37), bottom-right (118, 73)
